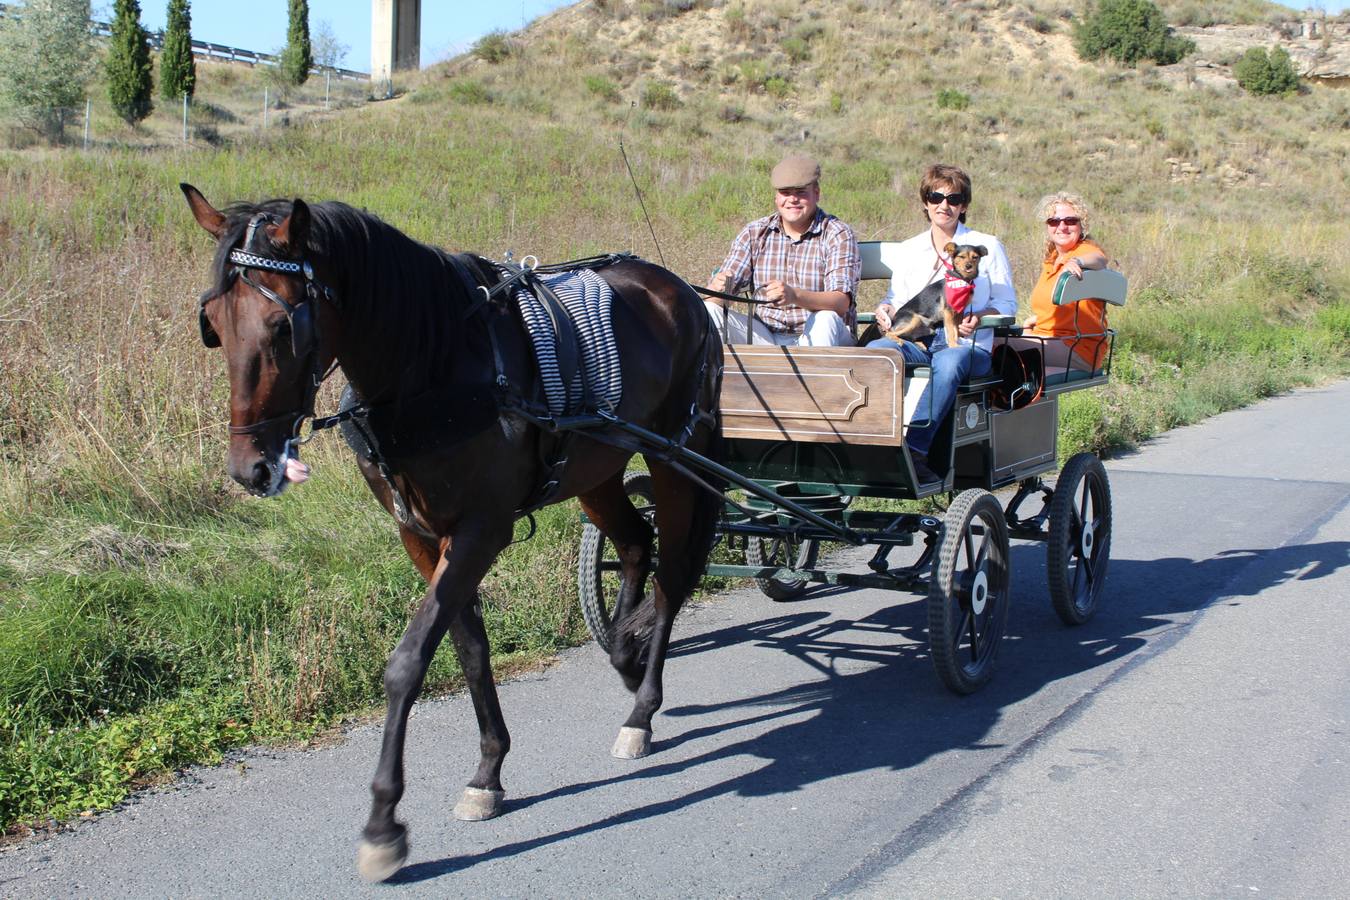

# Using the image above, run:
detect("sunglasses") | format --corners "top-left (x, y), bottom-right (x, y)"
top-left (1045, 217), bottom-right (1082, 227)
top-left (925, 191), bottom-right (968, 206)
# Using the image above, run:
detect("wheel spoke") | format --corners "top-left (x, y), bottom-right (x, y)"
top-left (962, 529), bottom-right (977, 570)
top-left (1078, 481), bottom-right (1091, 523)
top-left (1081, 552), bottom-right (1096, 584)
top-left (966, 608), bottom-right (980, 661)
top-left (1071, 555), bottom-right (1087, 597)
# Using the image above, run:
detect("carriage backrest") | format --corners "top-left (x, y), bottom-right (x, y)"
top-left (858, 241), bottom-right (903, 282)
top-left (1052, 268), bottom-right (1128, 307)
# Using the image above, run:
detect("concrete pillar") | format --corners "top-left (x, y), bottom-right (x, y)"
top-left (371, 0), bottom-right (420, 85)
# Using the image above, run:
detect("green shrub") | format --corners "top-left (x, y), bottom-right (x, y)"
top-left (448, 79), bottom-right (492, 105)
top-left (641, 80), bottom-right (682, 110)
top-left (764, 75), bottom-right (791, 98)
top-left (1074, 0), bottom-right (1196, 66)
top-left (106, 0), bottom-right (153, 123)
top-left (782, 36), bottom-right (810, 62)
top-left (584, 74), bottom-right (621, 102)
top-left (473, 31), bottom-right (512, 64)
top-left (280, 0), bottom-right (312, 87)
top-left (159, 0), bottom-right (195, 100)
top-left (1234, 46), bottom-right (1300, 96)
top-left (936, 88), bottom-right (971, 110)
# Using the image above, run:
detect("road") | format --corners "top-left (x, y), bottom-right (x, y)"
top-left (3, 381), bottom-right (1348, 899)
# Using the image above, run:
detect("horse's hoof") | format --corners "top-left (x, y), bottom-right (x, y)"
top-left (453, 786), bottom-right (505, 821)
top-left (356, 830), bottom-right (409, 883)
top-left (612, 726), bottom-right (652, 759)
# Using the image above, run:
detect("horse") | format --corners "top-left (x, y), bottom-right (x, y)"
top-left (179, 184), bottom-right (724, 882)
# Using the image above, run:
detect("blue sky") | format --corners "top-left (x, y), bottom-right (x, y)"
top-left (131, 1), bottom-right (573, 74)
top-left (127, 1), bottom-right (1350, 75)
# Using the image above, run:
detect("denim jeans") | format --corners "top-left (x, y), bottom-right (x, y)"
top-left (866, 337), bottom-right (992, 455)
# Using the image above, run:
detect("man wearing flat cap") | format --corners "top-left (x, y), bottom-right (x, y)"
top-left (703, 154), bottom-right (861, 346)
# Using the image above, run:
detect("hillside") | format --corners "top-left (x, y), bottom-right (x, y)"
top-left (1, 0), bottom-right (1348, 835)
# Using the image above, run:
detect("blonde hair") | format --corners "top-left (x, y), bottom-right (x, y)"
top-left (1036, 191), bottom-right (1094, 260)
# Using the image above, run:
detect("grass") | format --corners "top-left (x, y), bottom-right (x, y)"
top-left (2, 0), bottom-right (1349, 833)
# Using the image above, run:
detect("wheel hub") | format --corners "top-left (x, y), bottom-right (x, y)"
top-left (971, 570), bottom-right (989, 615)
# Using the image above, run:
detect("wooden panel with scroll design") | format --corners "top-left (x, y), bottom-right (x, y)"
top-left (720, 346), bottom-right (912, 446)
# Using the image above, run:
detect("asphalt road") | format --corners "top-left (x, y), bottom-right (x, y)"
top-left (3, 381), bottom-right (1348, 899)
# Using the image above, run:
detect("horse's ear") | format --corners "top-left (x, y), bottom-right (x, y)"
top-left (180, 183), bottom-right (226, 237)
top-left (273, 198), bottom-right (311, 253)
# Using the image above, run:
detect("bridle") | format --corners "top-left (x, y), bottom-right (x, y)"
top-left (198, 212), bottom-right (338, 441)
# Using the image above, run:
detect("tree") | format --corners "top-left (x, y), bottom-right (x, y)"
top-left (106, 0), bottom-right (153, 123)
top-left (280, 0), bottom-right (311, 86)
top-left (1234, 46), bottom-right (1300, 96)
top-left (1074, 0), bottom-right (1196, 67)
top-left (311, 19), bottom-right (348, 70)
top-left (0, 0), bottom-right (94, 142)
top-left (159, 0), bottom-right (194, 100)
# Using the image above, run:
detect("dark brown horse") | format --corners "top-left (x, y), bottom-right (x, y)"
top-left (180, 184), bottom-right (723, 882)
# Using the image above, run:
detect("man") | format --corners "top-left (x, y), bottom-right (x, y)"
top-left (703, 155), bottom-right (860, 346)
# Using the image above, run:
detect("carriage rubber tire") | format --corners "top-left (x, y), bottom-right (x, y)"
top-left (745, 535), bottom-right (820, 601)
top-left (577, 471), bottom-right (655, 652)
top-left (927, 489), bottom-right (1011, 695)
top-left (1047, 453), bottom-right (1112, 626)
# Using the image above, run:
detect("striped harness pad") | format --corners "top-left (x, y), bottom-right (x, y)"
top-left (514, 268), bottom-right (623, 417)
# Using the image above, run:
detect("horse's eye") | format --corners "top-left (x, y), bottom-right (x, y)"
top-left (272, 320), bottom-right (293, 349)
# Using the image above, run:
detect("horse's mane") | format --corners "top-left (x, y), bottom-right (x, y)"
top-left (209, 198), bottom-right (482, 395)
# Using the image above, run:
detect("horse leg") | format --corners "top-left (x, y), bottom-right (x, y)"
top-left (611, 460), bottom-right (720, 759)
top-left (578, 472), bottom-right (655, 691)
top-left (445, 593), bottom-right (510, 821)
top-left (356, 521), bottom-right (512, 883)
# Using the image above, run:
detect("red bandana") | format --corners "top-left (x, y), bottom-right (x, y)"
top-left (944, 271), bottom-right (974, 314)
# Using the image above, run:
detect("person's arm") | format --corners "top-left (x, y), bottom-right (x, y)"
top-left (763, 283), bottom-right (851, 314)
top-left (1062, 246), bottom-right (1107, 278)
top-left (703, 225), bottom-right (755, 297)
top-left (772, 221), bottom-right (857, 317)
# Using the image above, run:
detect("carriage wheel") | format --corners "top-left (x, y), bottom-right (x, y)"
top-left (1047, 453), bottom-right (1112, 626)
top-left (745, 534), bottom-right (820, 601)
top-left (927, 489), bottom-right (1011, 695)
top-left (577, 471), bottom-right (655, 652)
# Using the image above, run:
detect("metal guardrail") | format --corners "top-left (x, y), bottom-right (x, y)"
top-left (0, 4), bottom-right (368, 80)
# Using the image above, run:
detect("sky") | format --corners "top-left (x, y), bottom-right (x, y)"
top-left (120, 0), bottom-right (1350, 75)
top-left (132, 1), bottom-right (574, 75)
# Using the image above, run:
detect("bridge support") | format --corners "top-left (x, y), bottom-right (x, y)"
top-left (371, 0), bottom-right (420, 86)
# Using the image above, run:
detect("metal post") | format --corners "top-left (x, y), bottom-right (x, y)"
top-left (182, 93), bottom-right (188, 141)
top-left (263, 87), bottom-right (268, 128)
top-left (325, 71), bottom-right (331, 109)
top-left (83, 98), bottom-right (90, 150)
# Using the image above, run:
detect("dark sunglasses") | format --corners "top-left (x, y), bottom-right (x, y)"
top-left (1046, 216), bottom-right (1082, 227)
top-left (925, 191), bottom-right (968, 206)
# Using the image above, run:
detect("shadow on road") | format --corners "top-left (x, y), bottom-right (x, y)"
top-left (390, 538), bottom-right (1349, 884)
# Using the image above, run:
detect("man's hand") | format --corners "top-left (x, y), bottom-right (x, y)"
top-left (705, 270), bottom-right (729, 294)
top-left (875, 303), bottom-right (894, 331)
top-left (957, 311), bottom-right (980, 339)
top-left (762, 279), bottom-right (797, 307)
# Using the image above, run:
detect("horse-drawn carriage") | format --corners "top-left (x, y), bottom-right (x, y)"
top-left (579, 243), bottom-right (1128, 694)
top-left (182, 185), bottom-right (1125, 880)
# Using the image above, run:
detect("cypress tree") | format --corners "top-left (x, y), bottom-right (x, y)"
top-left (160, 0), bottom-right (195, 100)
top-left (106, 0), bottom-right (153, 122)
top-left (281, 0), bottom-right (312, 86)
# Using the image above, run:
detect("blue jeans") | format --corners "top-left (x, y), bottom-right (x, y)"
top-left (867, 338), bottom-right (992, 455)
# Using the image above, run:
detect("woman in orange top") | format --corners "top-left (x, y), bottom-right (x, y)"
top-left (1025, 192), bottom-right (1110, 370)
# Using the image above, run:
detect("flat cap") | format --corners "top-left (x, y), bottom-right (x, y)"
top-left (771, 155), bottom-right (821, 190)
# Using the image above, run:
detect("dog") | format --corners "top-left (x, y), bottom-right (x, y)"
top-left (884, 242), bottom-right (987, 348)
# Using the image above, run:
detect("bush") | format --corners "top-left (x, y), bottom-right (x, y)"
top-left (782, 37), bottom-right (810, 62)
top-left (641, 80), bottom-right (681, 110)
top-left (584, 74), bottom-right (621, 102)
top-left (1234, 46), bottom-right (1299, 96)
top-left (1074, 0), bottom-right (1195, 66)
top-left (473, 31), bottom-right (512, 64)
top-left (0, 0), bottom-right (94, 142)
top-left (936, 88), bottom-right (971, 110)
top-left (448, 80), bottom-right (492, 105)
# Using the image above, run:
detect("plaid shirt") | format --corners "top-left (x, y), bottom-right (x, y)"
top-left (717, 208), bottom-right (861, 334)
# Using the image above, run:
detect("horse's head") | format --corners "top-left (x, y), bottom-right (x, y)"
top-left (181, 183), bottom-right (335, 497)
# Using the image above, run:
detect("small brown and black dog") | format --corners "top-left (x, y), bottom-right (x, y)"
top-left (884, 242), bottom-right (987, 347)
